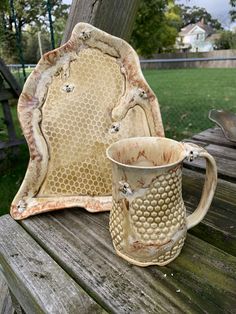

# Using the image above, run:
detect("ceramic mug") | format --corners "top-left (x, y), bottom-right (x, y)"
top-left (106, 137), bottom-right (217, 266)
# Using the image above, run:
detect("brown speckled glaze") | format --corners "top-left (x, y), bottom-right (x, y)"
top-left (107, 137), bottom-right (217, 266)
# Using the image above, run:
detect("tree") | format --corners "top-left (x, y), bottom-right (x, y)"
top-left (62, 0), bottom-right (140, 43)
top-left (23, 29), bottom-right (51, 63)
top-left (214, 30), bottom-right (236, 49)
top-left (230, 0), bottom-right (236, 21)
top-left (178, 5), bottom-right (223, 30)
top-left (51, 2), bottom-right (70, 46)
top-left (0, 0), bottom-right (18, 63)
top-left (43, 0), bottom-right (70, 48)
top-left (130, 0), bottom-right (181, 57)
top-left (0, 0), bottom-right (69, 64)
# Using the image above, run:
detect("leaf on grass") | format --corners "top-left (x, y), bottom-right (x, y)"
top-left (180, 113), bottom-right (188, 120)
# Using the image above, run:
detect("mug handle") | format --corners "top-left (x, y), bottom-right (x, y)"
top-left (182, 143), bottom-right (218, 230)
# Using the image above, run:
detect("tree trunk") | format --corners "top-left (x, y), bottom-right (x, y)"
top-left (62, 0), bottom-right (140, 44)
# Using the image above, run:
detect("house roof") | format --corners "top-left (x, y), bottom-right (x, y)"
top-left (180, 21), bottom-right (214, 37)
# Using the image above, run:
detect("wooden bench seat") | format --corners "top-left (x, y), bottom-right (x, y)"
top-left (0, 216), bottom-right (104, 314)
top-left (0, 127), bottom-right (236, 313)
top-left (183, 168), bottom-right (236, 256)
top-left (18, 208), bottom-right (236, 313)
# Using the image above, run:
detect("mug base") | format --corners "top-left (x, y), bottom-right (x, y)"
top-left (114, 246), bottom-right (182, 267)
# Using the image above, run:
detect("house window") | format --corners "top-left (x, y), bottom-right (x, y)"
top-left (196, 34), bottom-right (199, 40)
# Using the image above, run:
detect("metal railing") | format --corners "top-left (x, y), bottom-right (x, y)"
top-left (7, 63), bottom-right (36, 67)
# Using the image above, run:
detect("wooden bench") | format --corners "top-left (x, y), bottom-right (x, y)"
top-left (0, 58), bottom-right (24, 160)
top-left (0, 127), bottom-right (236, 313)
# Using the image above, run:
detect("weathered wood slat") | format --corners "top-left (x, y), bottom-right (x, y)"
top-left (182, 139), bottom-right (208, 148)
top-left (0, 139), bottom-right (25, 150)
top-left (0, 271), bottom-right (14, 314)
top-left (184, 139), bottom-right (236, 161)
top-left (184, 152), bottom-right (236, 181)
top-left (0, 89), bottom-right (14, 102)
top-left (152, 125), bottom-right (234, 256)
top-left (1, 100), bottom-right (17, 141)
top-left (0, 215), bottom-right (105, 314)
top-left (184, 130), bottom-right (236, 181)
top-left (0, 59), bottom-right (21, 97)
top-left (206, 143), bottom-right (236, 161)
top-left (192, 128), bottom-right (236, 149)
top-left (7, 291), bottom-right (25, 314)
top-left (21, 210), bottom-right (236, 314)
top-left (182, 168), bottom-right (236, 256)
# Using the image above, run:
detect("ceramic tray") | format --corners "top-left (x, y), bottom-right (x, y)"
top-left (11, 23), bottom-right (164, 219)
top-left (209, 109), bottom-right (236, 142)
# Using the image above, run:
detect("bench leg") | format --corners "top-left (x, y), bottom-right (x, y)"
top-left (8, 291), bottom-right (26, 314)
top-left (0, 269), bottom-right (24, 314)
top-left (0, 271), bottom-right (14, 314)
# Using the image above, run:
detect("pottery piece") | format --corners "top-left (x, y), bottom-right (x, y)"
top-left (106, 137), bottom-right (217, 266)
top-left (11, 23), bottom-right (164, 220)
top-left (209, 109), bottom-right (236, 142)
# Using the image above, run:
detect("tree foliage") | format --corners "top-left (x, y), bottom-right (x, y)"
top-left (130, 0), bottom-right (181, 57)
top-left (0, 0), bottom-right (69, 63)
top-left (214, 30), bottom-right (236, 49)
top-left (230, 0), bottom-right (236, 21)
top-left (0, 1), bottom-right (17, 63)
top-left (178, 5), bottom-right (223, 30)
top-left (23, 29), bottom-right (52, 63)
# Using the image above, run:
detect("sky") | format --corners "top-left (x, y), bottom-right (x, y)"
top-left (63, 0), bottom-right (235, 29)
top-left (176, 0), bottom-right (233, 28)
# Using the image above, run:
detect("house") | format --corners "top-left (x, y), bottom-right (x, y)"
top-left (175, 18), bottom-right (215, 52)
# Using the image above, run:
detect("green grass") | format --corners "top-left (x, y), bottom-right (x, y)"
top-left (0, 145), bottom-right (29, 215)
top-left (1, 68), bottom-right (236, 216)
top-left (0, 67), bottom-right (32, 216)
top-left (11, 68), bottom-right (33, 87)
top-left (143, 68), bottom-right (236, 139)
top-left (0, 105), bottom-right (29, 216)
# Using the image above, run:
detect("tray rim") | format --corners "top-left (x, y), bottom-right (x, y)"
top-left (11, 22), bottom-right (164, 220)
top-left (209, 109), bottom-right (236, 143)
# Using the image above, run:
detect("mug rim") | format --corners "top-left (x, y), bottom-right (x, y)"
top-left (106, 136), bottom-right (187, 170)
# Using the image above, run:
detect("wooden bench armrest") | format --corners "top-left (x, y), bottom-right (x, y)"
top-left (0, 215), bottom-right (104, 314)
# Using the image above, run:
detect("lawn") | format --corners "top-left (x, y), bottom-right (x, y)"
top-left (143, 68), bottom-right (236, 139)
top-left (0, 68), bottom-right (236, 216)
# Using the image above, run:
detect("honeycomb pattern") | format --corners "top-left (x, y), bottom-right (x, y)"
top-left (110, 166), bottom-right (187, 264)
top-left (130, 167), bottom-right (185, 244)
top-left (38, 48), bottom-right (149, 197)
top-left (109, 200), bottom-right (124, 251)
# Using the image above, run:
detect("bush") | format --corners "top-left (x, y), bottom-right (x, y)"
top-left (214, 31), bottom-right (236, 50)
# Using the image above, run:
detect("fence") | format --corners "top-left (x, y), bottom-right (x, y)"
top-left (140, 57), bottom-right (236, 69)
top-left (140, 49), bottom-right (236, 69)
